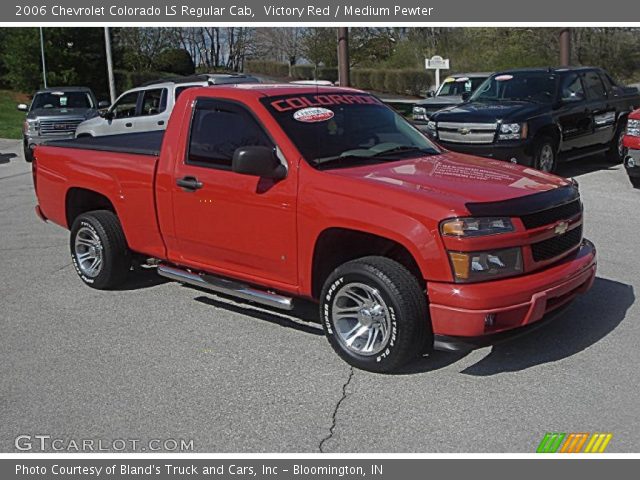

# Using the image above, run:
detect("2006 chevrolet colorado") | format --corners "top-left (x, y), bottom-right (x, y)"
top-left (32, 85), bottom-right (597, 372)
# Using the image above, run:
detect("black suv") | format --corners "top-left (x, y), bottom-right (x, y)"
top-left (427, 67), bottom-right (640, 172)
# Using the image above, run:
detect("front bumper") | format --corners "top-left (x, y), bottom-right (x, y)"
top-left (436, 139), bottom-right (535, 166)
top-left (625, 149), bottom-right (640, 178)
top-left (428, 239), bottom-right (597, 350)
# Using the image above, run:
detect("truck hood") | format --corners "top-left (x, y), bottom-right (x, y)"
top-left (327, 151), bottom-right (569, 210)
top-left (27, 108), bottom-right (96, 120)
top-left (415, 95), bottom-right (463, 109)
top-left (432, 101), bottom-right (548, 124)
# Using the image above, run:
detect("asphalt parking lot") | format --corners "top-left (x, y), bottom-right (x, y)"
top-left (0, 137), bottom-right (638, 453)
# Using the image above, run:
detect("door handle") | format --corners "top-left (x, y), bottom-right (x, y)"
top-left (157, 120), bottom-right (165, 126)
top-left (125, 122), bottom-right (133, 127)
top-left (176, 176), bottom-right (203, 191)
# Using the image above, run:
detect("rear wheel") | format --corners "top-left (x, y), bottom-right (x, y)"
top-left (606, 120), bottom-right (627, 164)
top-left (533, 136), bottom-right (558, 173)
top-left (320, 256), bottom-right (430, 373)
top-left (70, 210), bottom-right (131, 289)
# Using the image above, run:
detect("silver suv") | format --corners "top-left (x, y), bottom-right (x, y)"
top-left (75, 74), bottom-right (260, 138)
top-left (18, 87), bottom-right (107, 162)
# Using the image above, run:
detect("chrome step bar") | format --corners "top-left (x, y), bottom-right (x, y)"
top-left (157, 264), bottom-right (294, 311)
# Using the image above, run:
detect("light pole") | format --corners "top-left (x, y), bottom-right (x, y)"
top-left (104, 27), bottom-right (117, 104)
top-left (337, 27), bottom-right (350, 87)
top-left (39, 27), bottom-right (47, 88)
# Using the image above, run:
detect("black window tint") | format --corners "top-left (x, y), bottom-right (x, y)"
top-left (112, 91), bottom-right (139, 118)
top-left (187, 100), bottom-right (272, 169)
top-left (583, 71), bottom-right (607, 100)
top-left (141, 89), bottom-right (166, 116)
top-left (560, 74), bottom-right (585, 102)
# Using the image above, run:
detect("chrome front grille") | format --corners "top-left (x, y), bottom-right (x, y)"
top-left (437, 122), bottom-right (497, 144)
top-left (39, 119), bottom-right (83, 135)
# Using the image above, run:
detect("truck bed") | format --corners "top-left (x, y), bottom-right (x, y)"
top-left (45, 131), bottom-right (164, 156)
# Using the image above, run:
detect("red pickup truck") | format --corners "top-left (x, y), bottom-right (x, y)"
top-left (33, 85), bottom-right (597, 372)
top-left (624, 108), bottom-right (640, 188)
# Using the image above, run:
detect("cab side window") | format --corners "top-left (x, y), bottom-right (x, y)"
top-left (187, 99), bottom-right (273, 170)
top-left (141, 89), bottom-right (167, 116)
top-left (560, 74), bottom-right (585, 102)
top-left (111, 91), bottom-right (139, 118)
top-left (583, 71), bottom-right (607, 100)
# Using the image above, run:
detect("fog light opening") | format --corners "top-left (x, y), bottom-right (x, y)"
top-left (510, 157), bottom-right (518, 164)
top-left (485, 313), bottom-right (496, 327)
top-left (627, 156), bottom-right (636, 168)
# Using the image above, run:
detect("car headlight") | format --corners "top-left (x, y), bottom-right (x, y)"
top-left (448, 247), bottom-right (523, 282)
top-left (23, 121), bottom-right (39, 135)
top-left (627, 119), bottom-right (640, 137)
top-left (413, 106), bottom-right (427, 121)
top-left (440, 217), bottom-right (514, 237)
top-left (498, 122), bottom-right (527, 141)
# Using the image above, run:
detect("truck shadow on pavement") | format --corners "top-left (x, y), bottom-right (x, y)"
top-left (0, 153), bottom-right (17, 164)
top-left (458, 276), bottom-right (633, 376)
top-left (556, 154), bottom-right (621, 178)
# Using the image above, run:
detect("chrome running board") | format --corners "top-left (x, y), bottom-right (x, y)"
top-left (157, 264), bottom-right (294, 311)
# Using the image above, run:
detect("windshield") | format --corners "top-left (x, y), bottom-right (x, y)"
top-left (261, 93), bottom-right (440, 169)
top-left (31, 91), bottom-right (94, 110)
top-left (470, 72), bottom-right (557, 103)
top-left (437, 77), bottom-right (487, 96)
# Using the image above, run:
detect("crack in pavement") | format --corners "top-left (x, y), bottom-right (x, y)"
top-left (319, 366), bottom-right (354, 453)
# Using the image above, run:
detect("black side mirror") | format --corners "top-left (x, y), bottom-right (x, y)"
top-left (100, 109), bottom-right (114, 119)
top-left (232, 146), bottom-right (287, 180)
top-left (98, 100), bottom-right (110, 109)
top-left (461, 92), bottom-right (472, 102)
top-left (426, 90), bottom-right (435, 98)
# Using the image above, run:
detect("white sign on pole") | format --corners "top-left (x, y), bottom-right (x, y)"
top-left (425, 55), bottom-right (450, 89)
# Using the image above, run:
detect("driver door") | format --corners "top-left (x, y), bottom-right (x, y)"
top-left (105, 90), bottom-right (141, 135)
top-left (168, 98), bottom-right (298, 287)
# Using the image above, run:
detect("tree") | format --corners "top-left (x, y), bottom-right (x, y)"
top-left (154, 48), bottom-right (195, 76)
top-left (300, 28), bottom-right (338, 73)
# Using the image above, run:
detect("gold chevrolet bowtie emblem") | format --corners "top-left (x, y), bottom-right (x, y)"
top-left (554, 221), bottom-right (569, 235)
top-left (458, 127), bottom-right (471, 135)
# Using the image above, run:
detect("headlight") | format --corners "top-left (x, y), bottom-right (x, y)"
top-left (413, 106), bottom-right (427, 121)
top-left (498, 122), bottom-right (527, 141)
top-left (440, 217), bottom-right (514, 237)
top-left (23, 121), bottom-right (38, 135)
top-left (448, 247), bottom-right (523, 282)
top-left (627, 119), bottom-right (640, 137)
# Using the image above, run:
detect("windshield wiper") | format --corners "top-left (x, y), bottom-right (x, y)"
top-left (371, 146), bottom-right (435, 157)
top-left (311, 154), bottom-right (376, 168)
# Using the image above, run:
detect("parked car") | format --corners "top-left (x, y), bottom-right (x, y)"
top-left (412, 72), bottom-right (491, 125)
top-left (75, 74), bottom-right (261, 137)
top-left (75, 78), bottom-right (209, 137)
top-left (33, 85), bottom-right (596, 372)
top-left (427, 67), bottom-right (640, 172)
top-left (623, 108), bottom-right (640, 188)
top-left (18, 87), bottom-right (107, 162)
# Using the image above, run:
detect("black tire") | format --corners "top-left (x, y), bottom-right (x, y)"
top-left (606, 120), bottom-right (627, 164)
top-left (23, 141), bottom-right (33, 163)
top-left (533, 136), bottom-right (558, 173)
top-left (69, 210), bottom-right (131, 289)
top-left (630, 176), bottom-right (640, 189)
top-left (320, 256), bottom-right (430, 373)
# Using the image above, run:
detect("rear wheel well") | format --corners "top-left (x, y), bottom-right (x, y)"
top-left (65, 188), bottom-right (116, 228)
top-left (311, 228), bottom-right (424, 299)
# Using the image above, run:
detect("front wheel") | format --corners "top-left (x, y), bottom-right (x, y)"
top-left (320, 256), bottom-right (430, 373)
top-left (23, 141), bottom-right (33, 163)
top-left (533, 136), bottom-right (558, 173)
top-left (70, 210), bottom-right (131, 289)
top-left (606, 121), bottom-right (627, 164)
top-left (630, 176), bottom-right (640, 189)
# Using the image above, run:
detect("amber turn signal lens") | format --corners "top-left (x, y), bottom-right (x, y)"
top-left (449, 252), bottom-right (470, 280)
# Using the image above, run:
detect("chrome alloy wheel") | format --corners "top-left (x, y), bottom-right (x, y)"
top-left (332, 282), bottom-right (392, 356)
top-left (539, 143), bottom-right (555, 172)
top-left (74, 226), bottom-right (104, 278)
